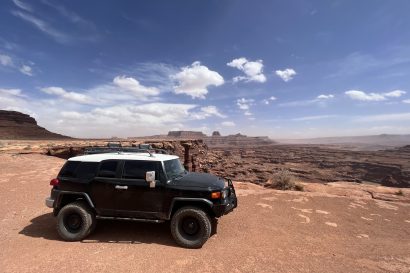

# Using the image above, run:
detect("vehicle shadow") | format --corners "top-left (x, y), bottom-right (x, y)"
top-left (19, 213), bottom-right (176, 247)
top-left (20, 213), bottom-right (218, 247)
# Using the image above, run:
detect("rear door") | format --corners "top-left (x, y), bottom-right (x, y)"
top-left (89, 160), bottom-right (122, 216)
top-left (115, 160), bottom-right (166, 219)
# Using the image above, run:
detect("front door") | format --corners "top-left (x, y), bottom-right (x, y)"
top-left (115, 160), bottom-right (165, 219)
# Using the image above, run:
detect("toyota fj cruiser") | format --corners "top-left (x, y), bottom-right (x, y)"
top-left (45, 146), bottom-right (237, 248)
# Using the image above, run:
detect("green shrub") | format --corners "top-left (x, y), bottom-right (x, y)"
top-left (269, 168), bottom-right (304, 191)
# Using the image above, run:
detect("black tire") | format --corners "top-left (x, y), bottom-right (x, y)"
top-left (57, 201), bottom-right (95, 241)
top-left (171, 206), bottom-right (211, 249)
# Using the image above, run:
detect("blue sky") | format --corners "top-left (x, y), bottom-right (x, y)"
top-left (1, 0), bottom-right (410, 138)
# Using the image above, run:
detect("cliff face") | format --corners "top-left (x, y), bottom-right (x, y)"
top-left (0, 110), bottom-right (70, 139)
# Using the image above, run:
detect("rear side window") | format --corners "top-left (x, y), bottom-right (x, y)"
top-left (59, 161), bottom-right (80, 177)
top-left (76, 162), bottom-right (99, 179)
top-left (98, 160), bottom-right (119, 178)
top-left (122, 161), bottom-right (159, 180)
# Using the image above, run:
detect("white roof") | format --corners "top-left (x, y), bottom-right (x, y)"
top-left (68, 152), bottom-right (180, 163)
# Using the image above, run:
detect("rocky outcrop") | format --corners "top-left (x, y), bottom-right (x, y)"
top-left (0, 110), bottom-right (70, 139)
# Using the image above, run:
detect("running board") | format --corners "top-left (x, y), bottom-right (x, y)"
top-left (96, 216), bottom-right (165, 223)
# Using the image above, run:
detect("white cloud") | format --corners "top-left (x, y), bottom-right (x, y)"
top-left (0, 88), bottom-right (23, 97)
top-left (275, 68), bottom-right (296, 82)
top-left (19, 64), bottom-right (33, 76)
top-left (0, 54), bottom-right (13, 67)
top-left (172, 61), bottom-right (224, 99)
top-left (41, 86), bottom-right (93, 104)
top-left (12, 11), bottom-right (70, 44)
top-left (345, 90), bottom-right (406, 101)
top-left (54, 103), bottom-right (226, 138)
top-left (227, 57), bottom-right (266, 83)
top-left (221, 121), bottom-right (236, 127)
top-left (403, 99), bottom-right (410, 104)
top-left (0, 88), bottom-right (29, 112)
top-left (196, 106), bottom-right (226, 118)
top-left (12, 0), bottom-right (33, 12)
top-left (384, 90), bottom-right (406, 98)
top-left (317, 94), bottom-right (334, 99)
top-left (236, 98), bottom-right (254, 110)
top-left (355, 112), bottom-right (410, 122)
top-left (262, 96), bottom-right (277, 105)
top-left (113, 76), bottom-right (159, 98)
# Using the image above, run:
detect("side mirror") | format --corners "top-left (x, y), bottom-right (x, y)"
top-left (145, 171), bottom-right (156, 188)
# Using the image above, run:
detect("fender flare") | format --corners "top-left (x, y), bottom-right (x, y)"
top-left (167, 197), bottom-right (213, 220)
top-left (56, 191), bottom-right (95, 208)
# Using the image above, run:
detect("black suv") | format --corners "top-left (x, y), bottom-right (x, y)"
top-left (45, 148), bottom-right (237, 248)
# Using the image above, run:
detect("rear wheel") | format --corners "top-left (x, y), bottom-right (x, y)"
top-left (57, 201), bottom-right (95, 241)
top-left (171, 206), bottom-right (211, 248)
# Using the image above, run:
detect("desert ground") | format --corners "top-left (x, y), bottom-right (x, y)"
top-left (1, 153), bottom-right (409, 273)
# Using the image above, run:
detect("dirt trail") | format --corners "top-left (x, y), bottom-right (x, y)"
top-left (0, 154), bottom-right (409, 273)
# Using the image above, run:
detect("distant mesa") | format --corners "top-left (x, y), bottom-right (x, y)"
top-left (0, 110), bottom-right (71, 140)
top-left (167, 131), bottom-right (207, 139)
top-left (166, 130), bottom-right (275, 147)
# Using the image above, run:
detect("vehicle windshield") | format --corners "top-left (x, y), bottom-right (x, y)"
top-left (164, 159), bottom-right (186, 180)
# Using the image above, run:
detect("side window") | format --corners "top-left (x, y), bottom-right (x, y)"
top-left (59, 161), bottom-right (80, 177)
top-left (122, 161), bottom-right (159, 180)
top-left (98, 160), bottom-right (119, 178)
top-left (76, 162), bottom-right (99, 179)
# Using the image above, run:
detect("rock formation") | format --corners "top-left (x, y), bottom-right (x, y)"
top-left (167, 131), bottom-right (206, 139)
top-left (0, 110), bottom-right (70, 139)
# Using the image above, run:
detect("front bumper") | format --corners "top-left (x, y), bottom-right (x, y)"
top-left (212, 180), bottom-right (238, 217)
top-left (45, 197), bottom-right (54, 208)
top-left (212, 196), bottom-right (237, 217)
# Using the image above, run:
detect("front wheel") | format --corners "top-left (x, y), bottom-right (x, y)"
top-left (171, 206), bottom-right (211, 248)
top-left (56, 201), bottom-right (95, 241)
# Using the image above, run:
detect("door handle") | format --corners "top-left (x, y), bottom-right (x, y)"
top-left (115, 185), bottom-right (128, 190)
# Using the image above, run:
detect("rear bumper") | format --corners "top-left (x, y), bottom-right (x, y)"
top-left (45, 197), bottom-right (55, 208)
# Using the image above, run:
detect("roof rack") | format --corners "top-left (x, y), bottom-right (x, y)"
top-left (84, 144), bottom-right (169, 157)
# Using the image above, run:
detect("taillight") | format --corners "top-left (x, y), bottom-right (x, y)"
top-left (50, 178), bottom-right (59, 186)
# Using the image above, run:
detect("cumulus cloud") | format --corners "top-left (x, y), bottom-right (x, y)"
top-left (0, 88), bottom-right (23, 97)
top-left (403, 99), bottom-right (410, 104)
top-left (236, 98), bottom-right (254, 110)
top-left (0, 54), bottom-right (13, 67)
top-left (113, 76), bottom-right (159, 98)
top-left (172, 61), bottom-right (224, 99)
top-left (196, 106), bottom-right (226, 118)
top-left (275, 68), bottom-right (296, 82)
top-left (262, 96), bottom-right (277, 105)
top-left (384, 90), bottom-right (406, 98)
top-left (221, 121), bottom-right (236, 127)
top-left (0, 54), bottom-right (34, 76)
top-left (19, 64), bottom-right (33, 76)
top-left (56, 103), bottom-right (226, 138)
top-left (317, 94), bottom-right (334, 99)
top-left (227, 57), bottom-right (266, 83)
top-left (345, 90), bottom-right (406, 101)
top-left (0, 88), bottom-right (29, 112)
top-left (41, 86), bottom-right (93, 104)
